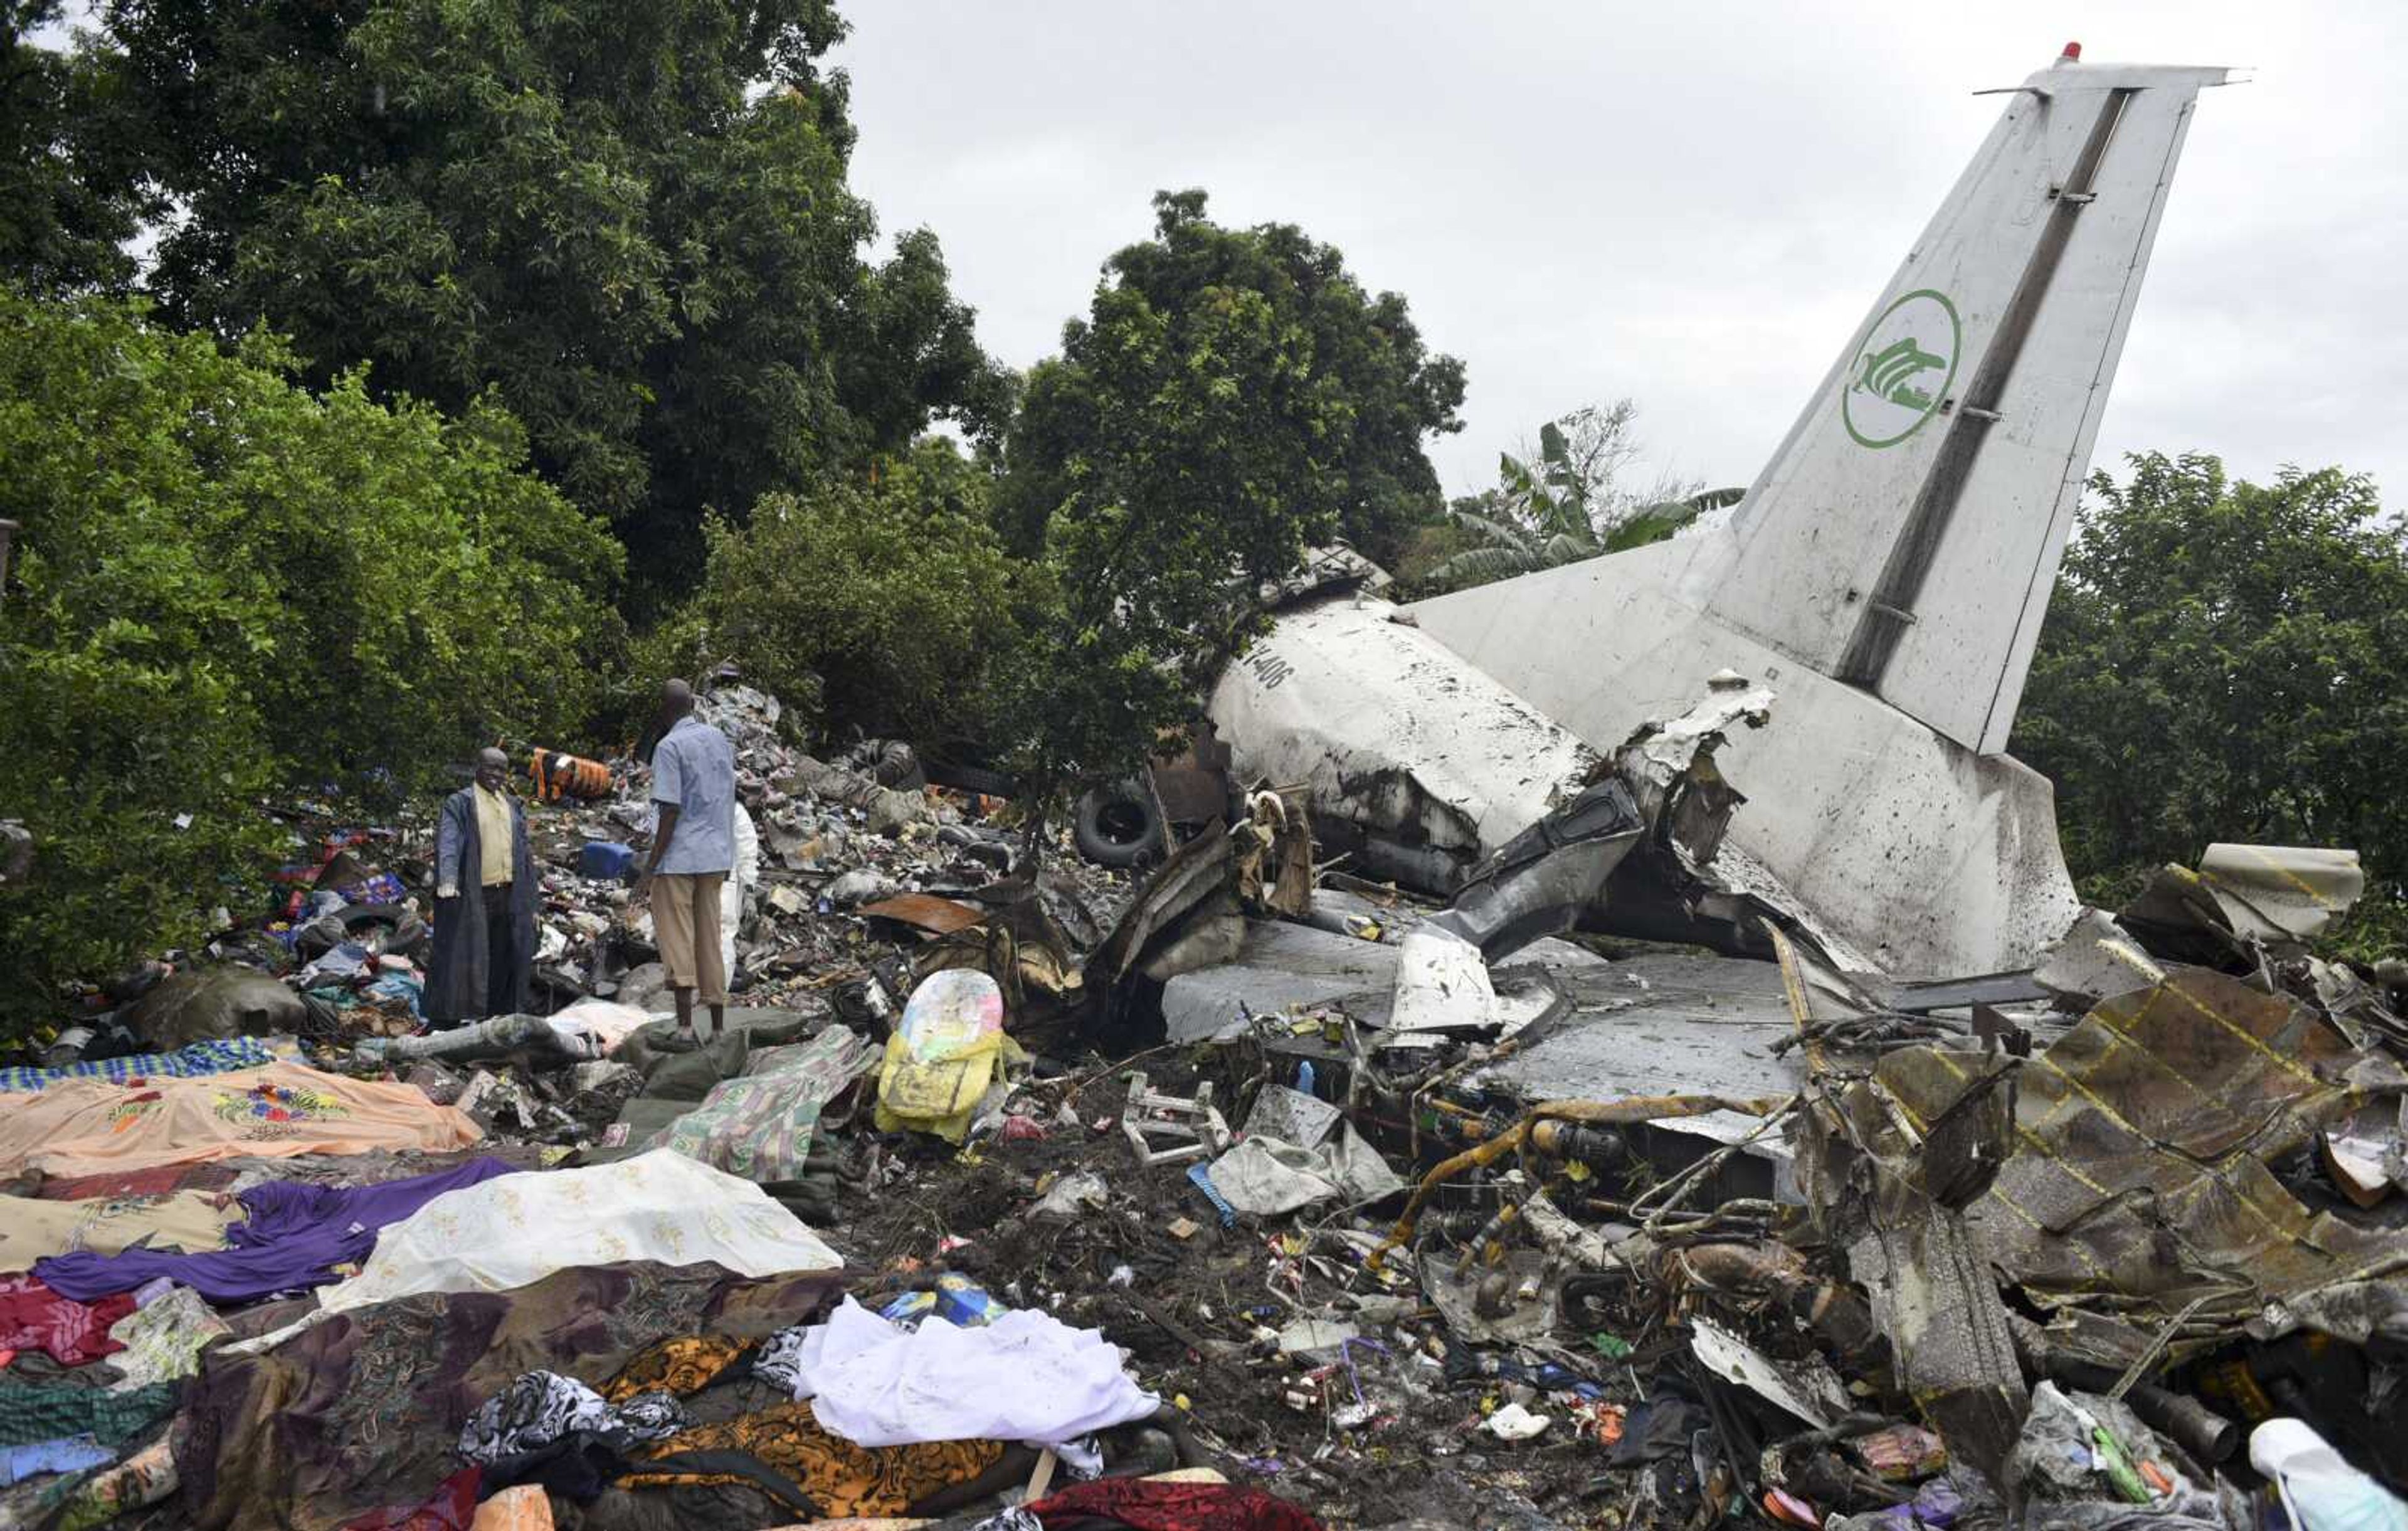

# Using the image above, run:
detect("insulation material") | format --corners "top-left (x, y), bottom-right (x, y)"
top-left (1873, 970), bottom-right (2408, 1339)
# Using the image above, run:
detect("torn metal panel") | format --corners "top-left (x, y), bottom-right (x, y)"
top-left (2320, 1098), bottom-right (2408, 1209)
top-left (1804, 1069), bottom-right (2032, 1487)
top-left (2198, 843), bottom-right (2365, 943)
top-left (857, 894), bottom-right (989, 936)
top-left (2320, 1125), bottom-right (2395, 1210)
top-left (1386, 930), bottom-right (1499, 1037)
top-left (1612, 677), bottom-right (1775, 802)
top-left (2288, 956), bottom-right (2405, 1050)
top-left (1209, 595), bottom-right (1604, 891)
top-left (1241, 1084), bottom-right (1341, 1149)
top-left (1584, 680), bottom-right (1881, 980)
top-left (1487, 970), bottom-right (1570, 1045)
top-left (1886, 971), bottom-right (2051, 1014)
top-left (1423, 778), bottom-right (1642, 960)
top-left (1157, 918), bottom-right (1398, 1043)
top-left (2250, 1278), bottom-right (2408, 1347)
top-left (1689, 1316), bottom-right (1852, 1429)
top-left (1482, 957), bottom-right (1802, 1105)
top-left (1793, 970), bottom-right (2033, 1487)
top-left (1087, 825), bottom-right (1233, 992)
top-left (1875, 969), bottom-right (2408, 1340)
top-left (1427, 673), bottom-right (1886, 980)
top-left (1914, 1061), bottom-right (2019, 1212)
top-left (1135, 897), bottom-right (1244, 983)
top-left (2111, 847), bottom-right (2368, 968)
top-left (1479, 956), bottom-right (1809, 1192)
top-left (2031, 906), bottom-right (2165, 1010)
top-left (2117, 861), bottom-right (2251, 965)
top-left (1597, 838), bottom-right (1886, 979)
top-left (1417, 676), bottom-right (1765, 963)
top-left (1158, 917), bottom-right (1608, 1044)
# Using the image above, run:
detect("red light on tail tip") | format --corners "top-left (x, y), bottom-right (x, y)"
top-left (2061, 41), bottom-right (2083, 61)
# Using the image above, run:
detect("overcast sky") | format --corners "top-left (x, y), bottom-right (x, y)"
top-left (829, 2), bottom-right (2404, 507)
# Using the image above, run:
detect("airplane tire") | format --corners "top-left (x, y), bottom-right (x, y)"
top-left (1072, 780), bottom-right (1165, 868)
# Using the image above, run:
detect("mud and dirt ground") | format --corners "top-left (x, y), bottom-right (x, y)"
top-left (837, 1053), bottom-right (1668, 1530)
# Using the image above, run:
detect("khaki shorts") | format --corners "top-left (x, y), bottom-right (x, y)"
top-left (650, 871), bottom-right (728, 1005)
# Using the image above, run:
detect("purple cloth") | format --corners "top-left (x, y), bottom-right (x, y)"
top-left (31, 1158), bottom-right (520, 1305)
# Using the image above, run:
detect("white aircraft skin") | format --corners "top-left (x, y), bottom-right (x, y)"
top-left (1213, 48), bottom-right (2232, 978)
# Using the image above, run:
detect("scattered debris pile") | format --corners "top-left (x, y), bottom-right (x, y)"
top-left (3, 674), bottom-right (2405, 1531)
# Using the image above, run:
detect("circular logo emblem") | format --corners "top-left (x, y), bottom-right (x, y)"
top-left (1842, 289), bottom-right (1960, 448)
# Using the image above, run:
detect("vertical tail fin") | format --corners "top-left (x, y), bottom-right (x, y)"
top-left (1703, 49), bottom-right (2228, 753)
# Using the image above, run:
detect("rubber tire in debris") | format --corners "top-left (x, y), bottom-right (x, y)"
top-left (927, 761), bottom-right (1018, 800)
top-left (1073, 780), bottom-right (1166, 867)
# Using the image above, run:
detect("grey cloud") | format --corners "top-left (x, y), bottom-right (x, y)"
top-left (837, 1), bottom-right (2399, 505)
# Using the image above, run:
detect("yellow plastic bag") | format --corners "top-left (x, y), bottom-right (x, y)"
top-left (874, 969), bottom-right (1022, 1142)
top-left (874, 1027), bottom-right (1005, 1139)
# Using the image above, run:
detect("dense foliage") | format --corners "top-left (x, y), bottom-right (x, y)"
top-left (993, 191), bottom-right (1464, 799)
top-left (0, 0), bottom-right (154, 292)
top-left (2017, 452), bottom-right (2408, 945)
top-left (998, 189), bottom-right (1464, 571)
top-left (651, 441), bottom-right (1028, 746)
top-left (9, 0), bottom-right (2397, 1039)
top-left (0, 291), bottom-right (622, 1026)
top-left (103, 0), bottom-right (1005, 593)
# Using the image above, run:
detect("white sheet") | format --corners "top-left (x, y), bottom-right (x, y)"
top-left (314, 1149), bottom-right (840, 1316)
top-left (763, 1296), bottom-right (1158, 1450)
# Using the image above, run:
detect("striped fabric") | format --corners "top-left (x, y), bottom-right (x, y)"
top-left (0, 1036), bottom-right (280, 1094)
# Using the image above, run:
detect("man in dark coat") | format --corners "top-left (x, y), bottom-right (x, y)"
top-left (426, 747), bottom-right (537, 1025)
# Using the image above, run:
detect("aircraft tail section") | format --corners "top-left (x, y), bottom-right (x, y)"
top-left (1703, 48), bottom-right (2227, 753)
top-left (1402, 45), bottom-right (2233, 971)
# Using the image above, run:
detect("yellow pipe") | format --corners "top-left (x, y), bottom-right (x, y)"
top-left (1368, 1094), bottom-right (1783, 1272)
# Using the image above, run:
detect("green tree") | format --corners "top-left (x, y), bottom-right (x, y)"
top-left (993, 191), bottom-right (1465, 807)
top-left (2015, 452), bottom-right (2408, 940)
top-left (650, 439), bottom-right (1027, 745)
top-left (1410, 402), bottom-right (1741, 595)
top-left (0, 0), bottom-right (155, 292)
top-left (0, 291), bottom-right (623, 1033)
top-left (102, 0), bottom-right (1004, 592)
top-left (996, 188), bottom-right (1464, 569)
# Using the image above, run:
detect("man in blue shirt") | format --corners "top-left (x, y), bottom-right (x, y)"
top-left (636, 679), bottom-right (737, 1044)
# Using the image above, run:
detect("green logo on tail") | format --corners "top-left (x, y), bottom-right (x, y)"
top-left (1842, 289), bottom-right (1960, 448)
top-left (1854, 337), bottom-right (1947, 410)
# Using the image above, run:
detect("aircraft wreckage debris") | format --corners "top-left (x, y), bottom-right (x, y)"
top-left (5, 44), bottom-right (2404, 1531)
top-left (11, 655), bottom-right (2401, 1530)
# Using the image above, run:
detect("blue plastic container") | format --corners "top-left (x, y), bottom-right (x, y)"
top-left (579, 840), bottom-right (636, 881)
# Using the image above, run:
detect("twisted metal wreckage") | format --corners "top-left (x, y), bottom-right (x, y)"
top-left (1125, 39), bottom-right (2408, 1522)
top-left (9, 43), bottom-right (2406, 1531)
